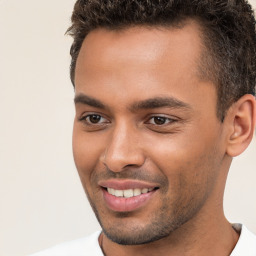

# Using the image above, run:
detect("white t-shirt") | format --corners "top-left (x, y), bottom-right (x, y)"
top-left (30, 224), bottom-right (256, 256)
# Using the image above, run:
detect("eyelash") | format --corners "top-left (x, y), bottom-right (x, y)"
top-left (79, 114), bottom-right (109, 125)
top-left (146, 116), bottom-right (176, 126)
top-left (79, 113), bottom-right (177, 127)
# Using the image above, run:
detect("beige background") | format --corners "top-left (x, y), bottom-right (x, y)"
top-left (0, 0), bottom-right (256, 255)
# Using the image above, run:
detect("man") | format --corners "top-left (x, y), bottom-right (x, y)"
top-left (32, 0), bottom-right (256, 255)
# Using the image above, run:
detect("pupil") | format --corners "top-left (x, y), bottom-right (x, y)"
top-left (90, 115), bottom-right (101, 123)
top-left (154, 117), bottom-right (166, 125)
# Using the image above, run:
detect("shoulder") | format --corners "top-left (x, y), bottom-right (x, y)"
top-left (29, 231), bottom-right (103, 256)
top-left (231, 224), bottom-right (256, 256)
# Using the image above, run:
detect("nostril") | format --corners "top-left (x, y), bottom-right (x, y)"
top-left (124, 163), bottom-right (141, 168)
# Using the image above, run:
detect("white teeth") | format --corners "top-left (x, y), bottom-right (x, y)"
top-left (133, 188), bottom-right (142, 196)
top-left (107, 187), bottom-right (154, 198)
top-left (142, 188), bottom-right (149, 194)
top-left (123, 189), bottom-right (133, 198)
top-left (115, 190), bottom-right (124, 197)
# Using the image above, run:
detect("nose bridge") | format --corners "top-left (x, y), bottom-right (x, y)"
top-left (103, 119), bottom-right (145, 172)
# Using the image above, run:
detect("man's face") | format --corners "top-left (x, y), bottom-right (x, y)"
top-left (73, 23), bottom-right (227, 245)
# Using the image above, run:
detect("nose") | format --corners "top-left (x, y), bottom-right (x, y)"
top-left (102, 121), bottom-right (145, 172)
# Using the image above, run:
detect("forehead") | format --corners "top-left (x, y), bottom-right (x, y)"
top-left (75, 21), bottom-right (204, 84)
top-left (74, 22), bottom-right (215, 112)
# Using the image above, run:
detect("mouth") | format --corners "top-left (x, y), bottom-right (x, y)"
top-left (105, 187), bottom-right (155, 198)
top-left (99, 180), bottom-right (159, 212)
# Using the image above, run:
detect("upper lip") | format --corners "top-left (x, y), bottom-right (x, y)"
top-left (98, 179), bottom-right (159, 190)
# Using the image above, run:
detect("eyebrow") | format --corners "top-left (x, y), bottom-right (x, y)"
top-left (130, 97), bottom-right (192, 112)
top-left (74, 93), bottom-right (191, 111)
top-left (74, 94), bottom-right (106, 109)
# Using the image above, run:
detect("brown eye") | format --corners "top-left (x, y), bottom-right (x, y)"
top-left (147, 116), bottom-right (176, 126)
top-left (153, 116), bottom-right (167, 125)
top-left (78, 113), bottom-right (110, 131)
top-left (146, 115), bottom-right (179, 133)
top-left (85, 114), bottom-right (105, 124)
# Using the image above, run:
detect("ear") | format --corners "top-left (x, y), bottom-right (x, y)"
top-left (226, 94), bottom-right (256, 157)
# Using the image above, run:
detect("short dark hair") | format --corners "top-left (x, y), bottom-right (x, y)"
top-left (67, 0), bottom-right (256, 121)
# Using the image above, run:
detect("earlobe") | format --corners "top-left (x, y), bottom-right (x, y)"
top-left (226, 94), bottom-right (256, 157)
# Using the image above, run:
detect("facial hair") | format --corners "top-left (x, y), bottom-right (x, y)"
top-left (82, 166), bottom-right (211, 245)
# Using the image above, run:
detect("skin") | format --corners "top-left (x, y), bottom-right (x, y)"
top-left (73, 21), bottom-right (256, 256)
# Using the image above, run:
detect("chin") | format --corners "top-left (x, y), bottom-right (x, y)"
top-left (102, 226), bottom-right (170, 245)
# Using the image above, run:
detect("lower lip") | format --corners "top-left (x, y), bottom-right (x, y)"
top-left (102, 189), bottom-right (156, 212)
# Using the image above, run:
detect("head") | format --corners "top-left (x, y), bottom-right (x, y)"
top-left (68, 0), bottom-right (256, 121)
top-left (68, 0), bottom-right (256, 247)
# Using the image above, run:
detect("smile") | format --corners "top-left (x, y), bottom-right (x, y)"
top-left (106, 187), bottom-right (154, 198)
top-left (98, 180), bottom-right (159, 212)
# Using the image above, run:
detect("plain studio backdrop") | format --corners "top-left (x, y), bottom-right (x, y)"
top-left (0, 0), bottom-right (256, 255)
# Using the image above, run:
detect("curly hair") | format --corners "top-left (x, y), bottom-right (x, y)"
top-left (67, 0), bottom-right (256, 121)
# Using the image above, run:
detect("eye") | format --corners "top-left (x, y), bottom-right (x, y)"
top-left (86, 114), bottom-right (104, 124)
top-left (147, 116), bottom-right (174, 125)
top-left (79, 114), bottom-right (109, 125)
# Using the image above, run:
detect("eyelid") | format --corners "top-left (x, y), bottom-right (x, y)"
top-left (88, 115), bottom-right (108, 124)
top-left (145, 114), bottom-right (178, 124)
top-left (78, 112), bottom-right (110, 124)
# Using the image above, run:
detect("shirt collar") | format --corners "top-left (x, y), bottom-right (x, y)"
top-left (230, 224), bottom-right (256, 256)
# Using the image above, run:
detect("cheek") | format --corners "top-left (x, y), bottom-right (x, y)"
top-left (72, 125), bottom-right (105, 183)
top-left (144, 130), bottom-right (221, 196)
